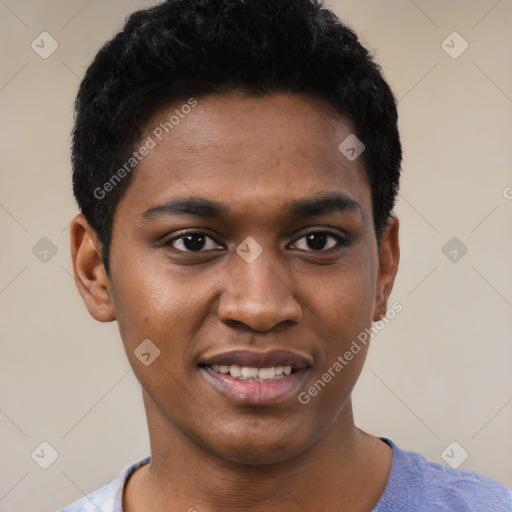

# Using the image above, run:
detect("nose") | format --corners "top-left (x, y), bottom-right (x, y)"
top-left (217, 253), bottom-right (302, 333)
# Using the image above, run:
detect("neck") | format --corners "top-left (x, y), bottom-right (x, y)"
top-left (124, 392), bottom-right (392, 512)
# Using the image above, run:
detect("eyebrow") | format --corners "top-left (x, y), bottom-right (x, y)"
top-left (142, 193), bottom-right (362, 220)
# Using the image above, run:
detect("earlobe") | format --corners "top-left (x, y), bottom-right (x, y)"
top-left (373, 215), bottom-right (400, 322)
top-left (70, 213), bottom-right (116, 322)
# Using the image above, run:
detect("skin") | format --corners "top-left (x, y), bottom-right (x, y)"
top-left (70, 91), bottom-right (400, 512)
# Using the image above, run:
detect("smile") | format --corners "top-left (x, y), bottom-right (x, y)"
top-left (208, 364), bottom-right (293, 381)
top-left (199, 349), bottom-right (312, 405)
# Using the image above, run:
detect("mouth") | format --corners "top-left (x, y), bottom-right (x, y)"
top-left (206, 363), bottom-right (293, 382)
top-left (198, 349), bottom-right (312, 405)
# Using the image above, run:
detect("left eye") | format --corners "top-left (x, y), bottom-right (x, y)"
top-left (290, 232), bottom-right (346, 251)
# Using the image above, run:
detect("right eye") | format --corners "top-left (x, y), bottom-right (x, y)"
top-left (163, 232), bottom-right (224, 253)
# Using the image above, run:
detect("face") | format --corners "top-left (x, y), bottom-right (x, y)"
top-left (72, 91), bottom-right (399, 465)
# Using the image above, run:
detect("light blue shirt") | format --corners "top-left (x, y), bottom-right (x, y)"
top-left (61, 438), bottom-right (512, 511)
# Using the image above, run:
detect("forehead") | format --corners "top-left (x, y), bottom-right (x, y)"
top-left (116, 91), bottom-right (372, 223)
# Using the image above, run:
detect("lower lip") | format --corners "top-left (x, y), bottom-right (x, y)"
top-left (202, 366), bottom-right (307, 406)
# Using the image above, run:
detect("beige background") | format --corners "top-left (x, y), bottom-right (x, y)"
top-left (1, 1), bottom-right (511, 511)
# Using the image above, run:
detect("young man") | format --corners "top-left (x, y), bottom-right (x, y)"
top-left (63, 0), bottom-right (512, 510)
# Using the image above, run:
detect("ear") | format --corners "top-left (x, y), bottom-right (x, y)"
top-left (373, 215), bottom-right (400, 322)
top-left (70, 213), bottom-right (116, 322)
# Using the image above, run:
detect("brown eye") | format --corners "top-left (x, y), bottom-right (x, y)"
top-left (165, 232), bottom-right (223, 252)
top-left (290, 231), bottom-right (347, 251)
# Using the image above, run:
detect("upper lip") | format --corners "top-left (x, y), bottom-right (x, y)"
top-left (199, 349), bottom-right (313, 370)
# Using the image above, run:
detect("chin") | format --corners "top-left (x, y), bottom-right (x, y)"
top-left (217, 442), bottom-right (303, 466)
top-left (205, 423), bottom-right (311, 466)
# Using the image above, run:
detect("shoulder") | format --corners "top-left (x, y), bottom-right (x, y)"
top-left (60, 481), bottom-right (116, 512)
top-left (60, 456), bottom-right (151, 512)
top-left (374, 439), bottom-right (512, 512)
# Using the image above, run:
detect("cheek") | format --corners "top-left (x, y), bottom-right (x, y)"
top-left (110, 256), bottom-right (213, 388)
top-left (110, 258), bottom-right (179, 352)
top-left (307, 256), bottom-right (377, 335)
top-left (112, 273), bottom-right (196, 414)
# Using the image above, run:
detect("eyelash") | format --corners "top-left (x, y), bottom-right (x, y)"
top-left (163, 230), bottom-right (349, 254)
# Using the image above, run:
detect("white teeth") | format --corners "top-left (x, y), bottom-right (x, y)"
top-left (258, 367), bottom-right (276, 379)
top-left (241, 367), bottom-right (259, 379)
top-left (210, 364), bottom-right (295, 381)
top-left (229, 364), bottom-right (242, 378)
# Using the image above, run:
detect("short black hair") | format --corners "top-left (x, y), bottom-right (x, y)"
top-left (72, 0), bottom-right (402, 276)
